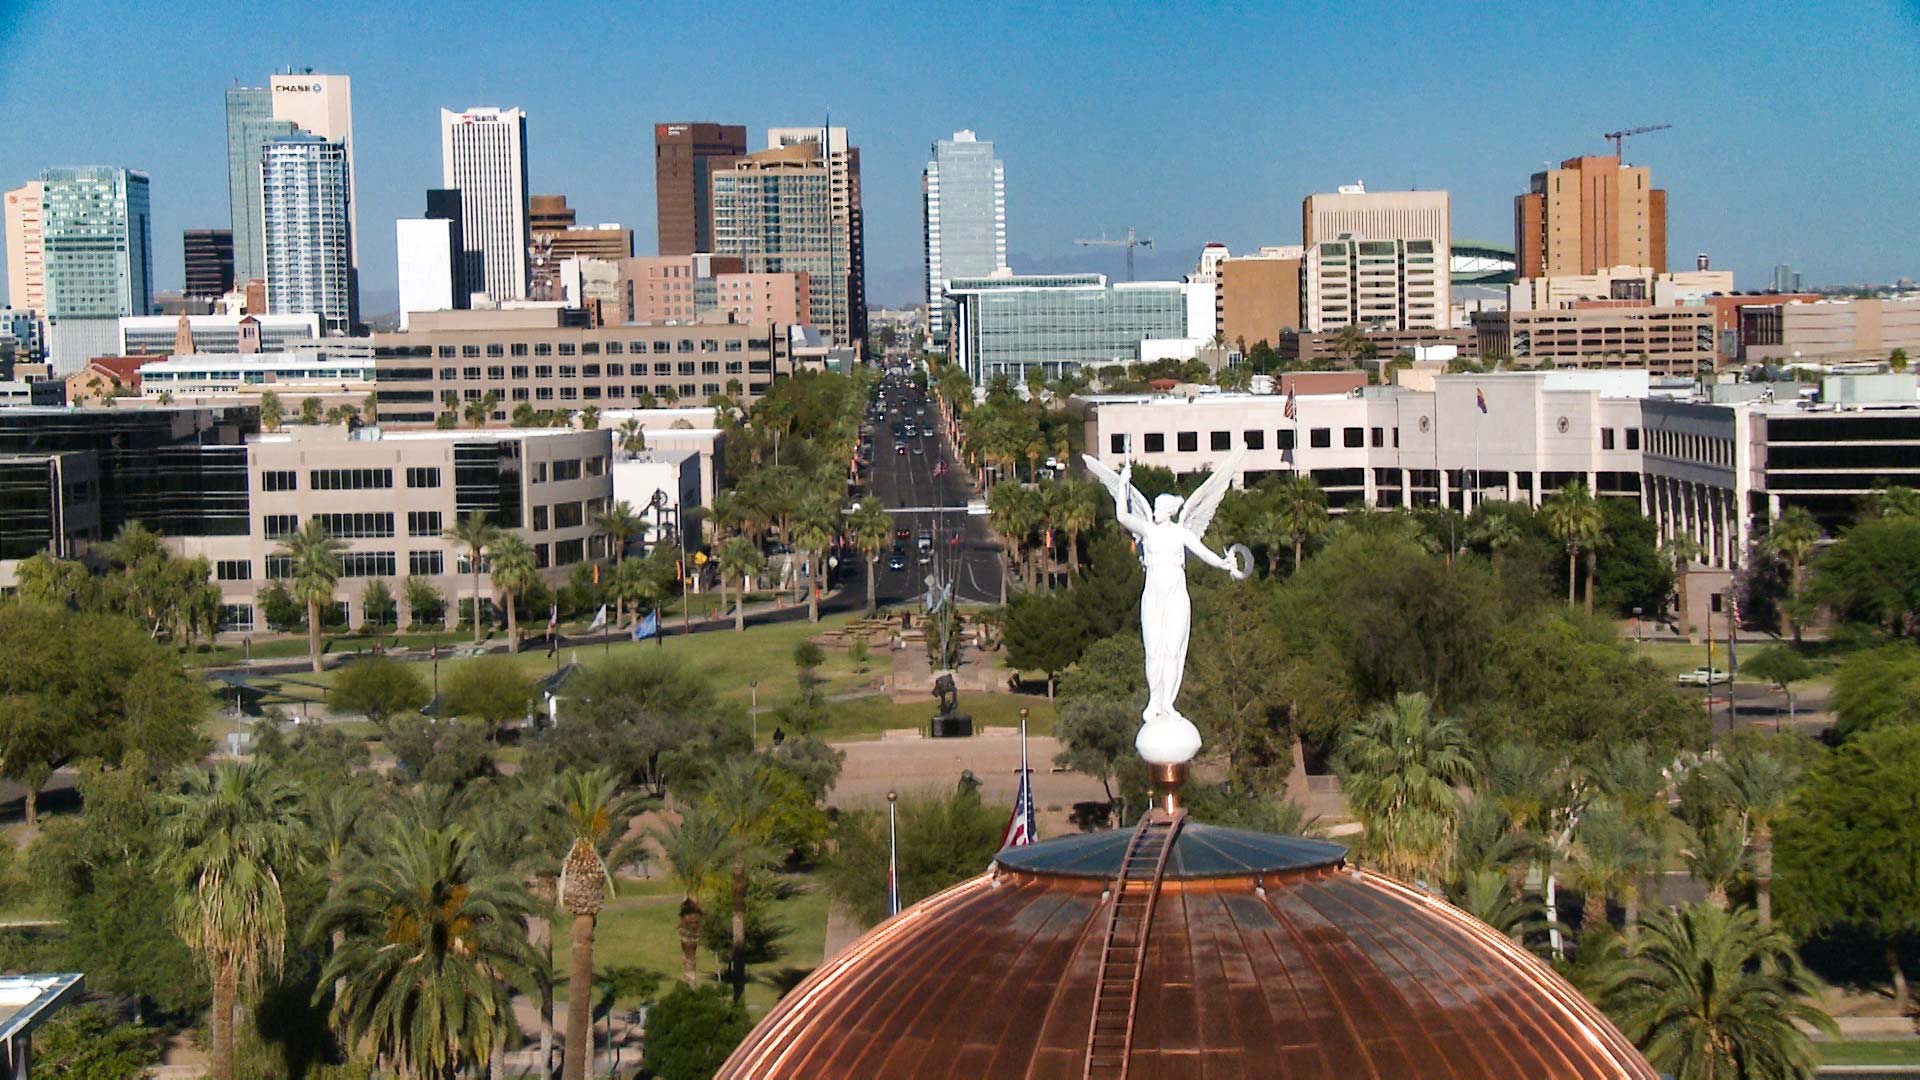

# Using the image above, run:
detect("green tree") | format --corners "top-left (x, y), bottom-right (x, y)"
top-left (1810, 513), bottom-right (1920, 636)
top-left (1543, 480), bottom-right (1605, 612)
top-left (1001, 591), bottom-right (1088, 698)
top-left (846, 497), bottom-right (894, 612)
top-left (162, 762), bottom-right (307, 1080)
top-left (1335, 692), bottom-right (1474, 883)
top-left (792, 496), bottom-right (839, 623)
top-left (299, 396), bottom-right (322, 425)
top-left (718, 537), bottom-right (765, 634)
top-left (32, 1007), bottom-right (162, 1078)
top-left (443, 511), bottom-right (501, 645)
top-left (1739, 646), bottom-right (1816, 724)
top-left (1765, 506), bottom-right (1823, 638)
top-left (1266, 474), bottom-right (1330, 571)
top-left (486, 531), bottom-right (538, 652)
top-left (404, 574), bottom-right (445, 630)
top-left (551, 769), bottom-right (639, 1080)
top-left (641, 984), bottom-right (753, 1080)
top-left (539, 653), bottom-right (739, 796)
top-left (820, 786), bottom-right (1003, 927)
top-left (463, 390), bottom-right (500, 428)
top-left (1601, 904), bottom-right (1833, 1080)
top-left (652, 807), bottom-right (730, 988)
top-left (593, 499), bottom-right (644, 566)
top-left (327, 655), bottom-right (430, 724)
top-left (697, 757), bottom-right (802, 1001)
top-left (442, 655), bottom-right (535, 740)
top-left (1775, 723), bottom-right (1920, 1012)
top-left (1185, 580), bottom-right (1289, 789)
top-left (313, 819), bottom-right (536, 1078)
top-left (1830, 641), bottom-right (1920, 740)
top-left (987, 482), bottom-right (1041, 601)
top-left (358, 579), bottom-right (396, 630)
top-left (258, 390), bottom-right (285, 432)
top-left (278, 519), bottom-right (345, 673)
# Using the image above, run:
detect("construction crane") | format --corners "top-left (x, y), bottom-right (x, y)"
top-left (1603, 123), bottom-right (1673, 160)
top-left (1077, 227), bottom-right (1154, 282)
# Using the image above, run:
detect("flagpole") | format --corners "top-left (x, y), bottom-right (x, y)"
top-left (886, 790), bottom-right (900, 917)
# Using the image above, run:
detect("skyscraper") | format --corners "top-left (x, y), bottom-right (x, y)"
top-left (654, 122), bottom-right (747, 257)
top-left (441, 107), bottom-right (530, 302)
top-left (224, 87), bottom-right (297, 286)
top-left (397, 190), bottom-right (466, 330)
top-left (712, 138), bottom-right (865, 346)
top-left (3, 181), bottom-right (44, 313)
top-left (749, 125), bottom-right (867, 346)
top-left (1300, 185), bottom-right (1450, 332)
top-left (41, 166), bottom-right (152, 372)
top-left (923, 130), bottom-right (1006, 344)
top-left (261, 135), bottom-right (353, 334)
top-left (528, 194), bottom-right (632, 301)
top-left (269, 72), bottom-right (356, 265)
top-left (184, 229), bottom-right (235, 299)
top-left (1515, 155), bottom-right (1667, 279)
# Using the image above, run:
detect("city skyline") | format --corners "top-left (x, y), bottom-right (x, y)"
top-left (2, 0), bottom-right (1917, 313)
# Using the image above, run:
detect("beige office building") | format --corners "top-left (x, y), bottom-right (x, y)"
top-left (1516, 155), bottom-right (1667, 279)
top-left (1739, 297), bottom-right (1920, 364)
top-left (4, 182), bottom-right (44, 313)
top-left (528, 195), bottom-right (633, 302)
top-left (1301, 186), bottom-right (1449, 332)
top-left (168, 424), bottom-right (613, 632)
top-left (615, 254), bottom-right (809, 328)
top-left (368, 307), bottom-right (794, 426)
top-left (1476, 304), bottom-right (1715, 377)
top-left (1218, 247), bottom-right (1303, 347)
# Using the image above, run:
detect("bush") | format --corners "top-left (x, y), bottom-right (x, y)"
top-left (642, 984), bottom-right (753, 1080)
top-left (33, 1006), bottom-right (162, 1078)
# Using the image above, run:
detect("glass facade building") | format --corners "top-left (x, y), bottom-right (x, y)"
top-left (41, 166), bottom-right (152, 373)
top-left (923, 131), bottom-right (1006, 345)
top-left (262, 134), bottom-right (354, 334)
top-left (225, 88), bottom-right (297, 287)
top-left (944, 274), bottom-right (1190, 384)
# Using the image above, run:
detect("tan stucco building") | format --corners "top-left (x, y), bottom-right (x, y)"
top-left (1515, 155), bottom-right (1668, 279)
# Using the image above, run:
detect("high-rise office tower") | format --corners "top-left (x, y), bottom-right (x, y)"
top-left (261, 135), bottom-right (353, 334)
top-left (528, 194), bottom-right (632, 301)
top-left (41, 167), bottom-right (152, 372)
top-left (654, 122), bottom-right (747, 257)
top-left (3, 181), bottom-right (44, 313)
top-left (922, 130), bottom-right (1006, 344)
top-left (184, 229), bottom-right (235, 299)
top-left (396, 190), bottom-right (467, 330)
top-left (712, 138), bottom-right (865, 345)
top-left (441, 107), bottom-right (530, 302)
top-left (1515, 155), bottom-right (1667, 279)
top-left (1300, 184), bottom-right (1450, 332)
top-left (753, 125), bottom-right (867, 345)
top-left (270, 72), bottom-right (355, 262)
top-left (224, 72), bottom-right (356, 289)
top-left (1771, 264), bottom-right (1802, 293)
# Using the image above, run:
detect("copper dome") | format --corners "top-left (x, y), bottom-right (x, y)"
top-left (719, 815), bottom-right (1655, 1079)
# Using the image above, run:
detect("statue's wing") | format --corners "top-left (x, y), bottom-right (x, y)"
top-left (1177, 448), bottom-right (1245, 540)
top-left (1081, 453), bottom-right (1151, 519)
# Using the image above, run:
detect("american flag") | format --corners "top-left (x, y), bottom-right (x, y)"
top-left (1727, 591), bottom-right (1740, 670)
top-left (1283, 385), bottom-right (1298, 421)
top-left (999, 767), bottom-right (1036, 849)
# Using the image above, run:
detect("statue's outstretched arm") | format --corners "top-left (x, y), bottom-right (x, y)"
top-left (1182, 530), bottom-right (1245, 578)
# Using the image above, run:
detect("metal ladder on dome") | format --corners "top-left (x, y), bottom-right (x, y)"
top-left (1082, 807), bottom-right (1185, 1080)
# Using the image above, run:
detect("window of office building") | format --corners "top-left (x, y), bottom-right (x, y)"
top-left (310, 468), bottom-right (393, 491)
top-left (586, 456), bottom-right (605, 477)
top-left (1110, 433), bottom-right (1129, 454)
top-left (1310, 428), bottom-right (1332, 448)
top-left (406, 467), bottom-right (441, 489)
top-left (533, 506), bottom-right (549, 531)
top-left (315, 512), bottom-right (395, 538)
top-left (606, 343), bottom-right (624, 356)
top-left (511, 344), bottom-right (528, 357)
top-left (409, 550), bottom-right (444, 576)
top-left (558, 343), bottom-right (577, 356)
top-left (1277, 430), bottom-right (1296, 451)
top-left (534, 343), bottom-right (553, 356)
top-left (438, 347), bottom-right (456, 359)
top-left (536, 387), bottom-right (554, 400)
top-left (652, 341), bottom-right (671, 354)
top-left (217, 604), bottom-right (255, 632)
top-left (511, 387), bottom-right (529, 401)
top-left (554, 501), bottom-right (583, 529)
top-left (608, 386), bottom-right (625, 399)
top-left (462, 346), bottom-right (481, 359)
top-left (265, 554), bottom-right (294, 579)
top-left (606, 363), bottom-right (623, 376)
top-left (511, 365), bottom-right (529, 379)
top-left (677, 340), bottom-right (695, 353)
top-left (487, 366), bottom-right (505, 380)
top-left (1177, 432), bottom-right (1198, 453)
top-left (1210, 431), bottom-right (1231, 451)
top-left (486, 344), bottom-right (504, 358)
top-left (1601, 428), bottom-right (1616, 450)
top-left (1244, 430), bottom-right (1265, 450)
top-left (582, 343), bottom-right (600, 357)
top-left (555, 538), bottom-right (584, 566)
top-left (559, 365), bottom-right (577, 379)
top-left (679, 383), bottom-right (696, 398)
top-left (1144, 433), bottom-right (1165, 453)
top-left (215, 559), bottom-right (252, 581)
top-left (534, 365), bottom-right (553, 379)
top-left (407, 510), bottom-right (443, 536)
top-left (534, 542), bottom-right (550, 569)
top-left (561, 385), bottom-right (580, 400)
top-left (340, 551), bottom-right (397, 578)
top-left (1626, 428), bottom-right (1640, 450)
top-left (439, 367), bottom-right (456, 379)
top-left (263, 513), bottom-right (298, 539)
top-left (262, 470), bottom-right (297, 492)
top-left (1371, 427), bottom-right (1385, 447)
top-left (1344, 427), bottom-right (1364, 448)
top-left (552, 459), bottom-right (582, 482)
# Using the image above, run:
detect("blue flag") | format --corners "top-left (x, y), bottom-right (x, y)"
top-left (634, 610), bottom-right (659, 641)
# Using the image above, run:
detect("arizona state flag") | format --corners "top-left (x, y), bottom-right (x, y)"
top-left (1476, 387), bottom-right (1489, 414)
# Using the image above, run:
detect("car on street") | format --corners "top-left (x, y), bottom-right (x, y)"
top-left (1675, 667), bottom-right (1732, 687)
top-left (913, 444), bottom-right (925, 454)
top-left (887, 553), bottom-right (906, 571)
top-left (896, 445), bottom-right (907, 455)
top-left (895, 528), bottom-right (911, 542)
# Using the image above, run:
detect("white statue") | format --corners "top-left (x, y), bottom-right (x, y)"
top-left (1083, 452), bottom-right (1250, 765)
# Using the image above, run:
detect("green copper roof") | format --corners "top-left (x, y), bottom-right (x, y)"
top-left (994, 821), bottom-right (1347, 880)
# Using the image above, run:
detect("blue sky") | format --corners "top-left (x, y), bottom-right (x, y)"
top-left (3, 0), bottom-right (1917, 309)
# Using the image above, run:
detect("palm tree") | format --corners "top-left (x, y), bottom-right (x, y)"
top-left (314, 820), bottom-right (536, 1079)
top-left (608, 554), bottom-right (654, 631)
top-left (1335, 692), bottom-right (1475, 883)
top-left (1659, 533), bottom-right (1705, 638)
top-left (551, 769), bottom-right (639, 1080)
top-left (1265, 474), bottom-right (1330, 571)
top-left (577, 405), bottom-right (601, 431)
top-left (1544, 480), bottom-right (1605, 612)
top-left (718, 537), bottom-right (765, 633)
top-left (1604, 904), bottom-right (1834, 1080)
top-left (1050, 477), bottom-right (1100, 586)
top-left (162, 763), bottom-right (307, 1080)
top-left (615, 417), bottom-right (646, 454)
top-left (1568, 807), bottom-right (1656, 935)
top-left (1765, 506), bottom-right (1822, 638)
top-left (1679, 813), bottom-right (1749, 912)
top-left (488, 533), bottom-right (538, 653)
top-left (594, 500), bottom-right (645, 567)
top-left (444, 512), bottom-right (501, 645)
top-left (846, 497), bottom-right (894, 612)
top-left (792, 497), bottom-right (839, 623)
top-left (1466, 511), bottom-right (1523, 570)
top-left (1712, 748), bottom-right (1800, 924)
top-left (987, 482), bottom-right (1039, 601)
top-left (697, 757), bottom-right (785, 1002)
top-left (259, 390), bottom-right (285, 432)
top-left (651, 808), bottom-right (730, 988)
top-left (306, 785), bottom-right (370, 1002)
top-left (463, 390), bottom-right (500, 429)
top-left (278, 519), bottom-right (345, 674)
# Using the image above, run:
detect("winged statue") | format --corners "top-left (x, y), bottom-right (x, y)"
top-left (1082, 451), bottom-right (1251, 766)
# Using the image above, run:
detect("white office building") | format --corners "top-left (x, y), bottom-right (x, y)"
top-left (1300, 184), bottom-right (1451, 332)
top-left (396, 217), bottom-right (460, 330)
top-left (441, 107), bottom-right (530, 302)
top-left (922, 130), bottom-right (1006, 344)
top-left (261, 135), bottom-right (353, 334)
top-left (120, 312), bottom-right (319, 355)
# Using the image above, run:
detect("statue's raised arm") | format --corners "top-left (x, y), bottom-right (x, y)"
top-left (1082, 454), bottom-right (1151, 531)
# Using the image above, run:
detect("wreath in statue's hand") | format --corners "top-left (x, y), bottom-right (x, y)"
top-left (1227, 543), bottom-right (1254, 581)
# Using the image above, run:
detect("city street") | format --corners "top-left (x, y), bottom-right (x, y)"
top-left (859, 373), bottom-right (1005, 607)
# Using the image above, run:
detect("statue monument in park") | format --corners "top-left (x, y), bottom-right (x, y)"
top-left (1083, 452), bottom-right (1250, 767)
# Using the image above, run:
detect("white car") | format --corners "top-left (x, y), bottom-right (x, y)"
top-left (1675, 667), bottom-right (1731, 687)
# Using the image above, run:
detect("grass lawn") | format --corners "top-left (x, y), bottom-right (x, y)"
top-left (1819, 1040), bottom-right (1920, 1065)
top-left (590, 869), bottom-right (829, 1018)
top-left (1629, 639), bottom-right (1835, 691)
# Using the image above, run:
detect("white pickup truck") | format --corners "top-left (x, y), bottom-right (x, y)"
top-left (1676, 666), bottom-right (1732, 687)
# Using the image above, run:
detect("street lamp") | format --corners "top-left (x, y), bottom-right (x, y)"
top-left (750, 680), bottom-right (759, 743)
